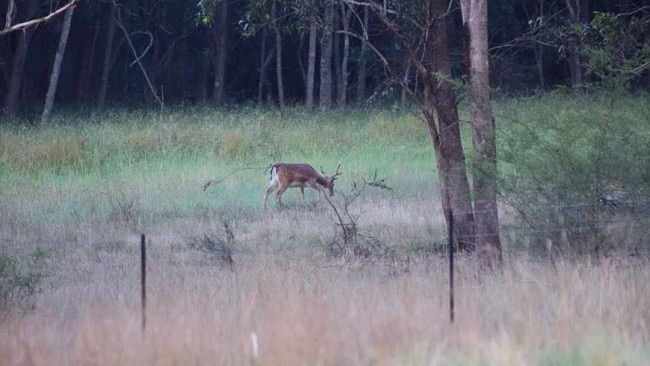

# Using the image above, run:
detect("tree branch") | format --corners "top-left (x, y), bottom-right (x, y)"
top-left (0, 0), bottom-right (79, 37)
top-left (112, 1), bottom-right (164, 108)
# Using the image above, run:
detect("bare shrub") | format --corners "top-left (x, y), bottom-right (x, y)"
top-left (106, 190), bottom-right (142, 232)
top-left (322, 171), bottom-right (395, 261)
top-left (187, 220), bottom-right (235, 268)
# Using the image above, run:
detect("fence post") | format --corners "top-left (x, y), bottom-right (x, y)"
top-left (448, 211), bottom-right (455, 323)
top-left (141, 233), bottom-right (147, 333)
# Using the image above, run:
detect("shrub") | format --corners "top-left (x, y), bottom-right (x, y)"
top-left (498, 93), bottom-right (650, 256)
top-left (187, 221), bottom-right (235, 268)
top-left (0, 251), bottom-right (44, 315)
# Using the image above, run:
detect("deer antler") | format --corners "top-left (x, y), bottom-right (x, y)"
top-left (330, 163), bottom-right (342, 181)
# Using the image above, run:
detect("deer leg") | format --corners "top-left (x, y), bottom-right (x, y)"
top-left (300, 187), bottom-right (305, 202)
top-left (263, 184), bottom-right (277, 209)
top-left (276, 186), bottom-right (289, 206)
top-left (308, 181), bottom-right (322, 200)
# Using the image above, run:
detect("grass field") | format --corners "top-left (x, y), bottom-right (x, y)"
top-left (1, 94), bottom-right (649, 365)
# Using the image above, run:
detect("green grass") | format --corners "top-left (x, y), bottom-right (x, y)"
top-left (1, 95), bottom-right (650, 365)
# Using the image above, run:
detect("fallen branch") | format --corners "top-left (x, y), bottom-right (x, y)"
top-left (203, 166), bottom-right (270, 191)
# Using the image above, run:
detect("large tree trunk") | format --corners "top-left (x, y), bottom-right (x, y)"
top-left (212, 0), bottom-right (228, 106)
top-left (3, 0), bottom-right (39, 118)
top-left (461, 0), bottom-right (502, 267)
top-left (41, 7), bottom-right (74, 125)
top-left (355, 5), bottom-right (369, 105)
top-left (427, 0), bottom-right (476, 250)
top-left (97, 2), bottom-right (116, 109)
top-left (319, 0), bottom-right (334, 110)
top-left (305, 17), bottom-right (317, 110)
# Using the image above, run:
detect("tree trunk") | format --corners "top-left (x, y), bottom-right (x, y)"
top-left (319, 0), bottom-right (334, 110)
top-left (563, 0), bottom-right (589, 88)
top-left (97, 2), bottom-right (116, 109)
top-left (213, 0), bottom-right (228, 106)
top-left (270, 0), bottom-right (284, 107)
top-left (179, 23), bottom-right (190, 102)
top-left (401, 63), bottom-right (411, 107)
top-left (41, 7), bottom-right (74, 125)
top-left (147, 3), bottom-right (166, 106)
top-left (199, 47), bottom-right (210, 104)
top-left (3, 0), bottom-right (38, 118)
top-left (427, 0), bottom-right (476, 250)
top-left (76, 15), bottom-right (100, 103)
top-left (461, 0), bottom-right (502, 267)
top-left (337, 0), bottom-right (351, 108)
top-left (257, 27), bottom-right (267, 103)
top-left (305, 17), bottom-right (317, 110)
top-left (355, 5), bottom-right (369, 105)
top-left (534, 0), bottom-right (546, 90)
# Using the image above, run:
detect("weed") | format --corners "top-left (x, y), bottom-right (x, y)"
top-left (0, 251), bottom-right (45, 315)
top-left (187, 221), bottom-right (235, 268)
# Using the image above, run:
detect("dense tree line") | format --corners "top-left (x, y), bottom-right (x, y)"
top-left (1, 0), bottom-right (648, 118)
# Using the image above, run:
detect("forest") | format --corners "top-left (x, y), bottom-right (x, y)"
top-left (1, 0), bottom-right (649, 117)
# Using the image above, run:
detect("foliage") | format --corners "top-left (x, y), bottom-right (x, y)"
top-left (584, 12), bottom-right (650, 86)
top-left (540, 10), bottom-right (650, 88)
top-left (498, 93), bottom-right (650, 255)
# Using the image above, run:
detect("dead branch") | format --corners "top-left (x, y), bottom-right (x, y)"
top-left (203, 166), bottom-right (270, 191)
top-left (0, 0), bottom-right (79, 37)
top-left (111, 0), bottom-right (163, 108)
top-left (4, 0), bottom-right (16, 30)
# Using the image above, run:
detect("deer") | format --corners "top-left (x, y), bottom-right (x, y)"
top-left (263, 163), bottom-right (342, 209)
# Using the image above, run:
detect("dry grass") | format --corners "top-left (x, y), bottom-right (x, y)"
top-left (0, 250), bottom-right (648, 365)
top-left (0, 197), bottom-right (649, 365)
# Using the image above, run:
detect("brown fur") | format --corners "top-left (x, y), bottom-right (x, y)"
top-left (264, 163), bottom-right (341, 208)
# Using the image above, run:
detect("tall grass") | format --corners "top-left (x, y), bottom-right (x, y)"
top-left (1, 96), bottom-right (649, 364)
top-left (0, 256), bottom-right (648, 365)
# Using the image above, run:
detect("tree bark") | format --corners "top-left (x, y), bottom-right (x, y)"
top-left (355, 5), bottom-right (369, 105)
top-left (3, 0), bottom-right (39, 118)
top-left (76, 15), bottom-right (100, 103)
top-left (270, 0), bottom-right (285, 107)
top-left (319, 0), bottom-right (334, 110)
top-left (563, 0), bottom-right (590, 88)
top-left (461, 0), bottom-right (502, 266)
top-left (212, 0), bottom-right (228, 106)
top-left (427, 0), bottom-right (476, 250)
top-left (199, 46), bottom-right (211, 104)
top-left (257, 27), bottom-right (267, 103)
top-left (305, 16), bottom-right (317, 110)
top-left (41, 7), bottom-right (74, 125)
top-left (337, 0), bottom-right (351, 108)
top-left (97, 2), bottom-right (116, 109)
top-left (401, 63), bottom-right (411, 107)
